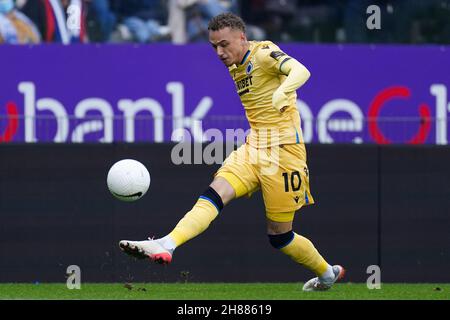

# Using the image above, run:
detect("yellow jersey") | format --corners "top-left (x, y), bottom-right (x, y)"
top-left (228, 40), bottom-right (306, 149)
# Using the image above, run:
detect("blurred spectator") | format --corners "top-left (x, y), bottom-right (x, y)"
top-left (394, 0), bottom-right (450, 44)
top-left (239, 0), bottom-right (268, 39)
top-left (342, 0), bottom-right (450, 44)
top-left (263, 0), bottom-right (299, 41)
top-left (86, 0), bottom-right (116, 42)
top-left (168, 0), bottom-right (237, 44)
top-left (3, 0), bottom-right (450, 44)
top-left (110, 0), bottom-right (170, 43)
top-left (187, 0), bottom-right (238, 42)
top-left (295, 0), bottom-right (342, 42)
top-left (243, 0), bottom-right (340, 43)
top-left (168, 0), bottom-right (193, 44)
top-left (343, 0), bottom-right (396, 43)
top-left (0, 0), bottom-right (41, 44)
top-left (21, 0), bottom-right (88, 43)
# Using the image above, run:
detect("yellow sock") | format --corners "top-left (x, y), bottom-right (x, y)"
top-left (280, 233), bottom-right (329, 277)
top-left (168, 198), bottom-right (219, 247)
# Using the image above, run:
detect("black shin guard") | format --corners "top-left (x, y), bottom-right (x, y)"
top-left (268, 231), bottom-right (295, 249)
top-left (199, 187), bottom-right (224, 212)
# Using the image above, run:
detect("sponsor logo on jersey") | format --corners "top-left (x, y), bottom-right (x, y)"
top-left (235, 76), bottom-right (253, 90)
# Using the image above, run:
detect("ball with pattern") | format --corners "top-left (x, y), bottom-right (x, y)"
top-left (107, 159), bottom-right (150, 201)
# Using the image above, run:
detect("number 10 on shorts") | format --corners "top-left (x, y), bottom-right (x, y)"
top-left (282, 171), bottom-right (301, 192)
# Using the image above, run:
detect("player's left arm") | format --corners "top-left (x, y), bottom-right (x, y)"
top-left (273, 58), bottom-right (311, 113)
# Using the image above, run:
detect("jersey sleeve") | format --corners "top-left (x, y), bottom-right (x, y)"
top-left (255, 42), bottom-right (293, 75)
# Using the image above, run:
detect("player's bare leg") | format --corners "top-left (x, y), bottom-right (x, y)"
top-left (119, 176), bottom-right (236, 264)
top-left (266, 218), bottom-right (345, 291)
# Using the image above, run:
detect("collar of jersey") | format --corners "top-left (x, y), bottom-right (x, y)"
top-left (239, 50), bottom-right (251, 65)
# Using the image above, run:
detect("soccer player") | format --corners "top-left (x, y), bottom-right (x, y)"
top-left (119, 13), bottom-right (345, 291)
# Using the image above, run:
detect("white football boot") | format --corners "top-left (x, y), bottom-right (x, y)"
top-left (119, 239), bottom-right (172, 264)
top-left (302, 265), bottom-right (346, 292)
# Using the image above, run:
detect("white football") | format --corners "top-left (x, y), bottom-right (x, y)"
top-left (107, 159), bottom-right (150, 201)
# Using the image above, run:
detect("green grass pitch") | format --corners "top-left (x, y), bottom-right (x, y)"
top-left (0, 283), bottom-right (449, 300)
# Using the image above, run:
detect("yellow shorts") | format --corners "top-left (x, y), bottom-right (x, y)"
top-left (215, 143), bottom-right (315, 221)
